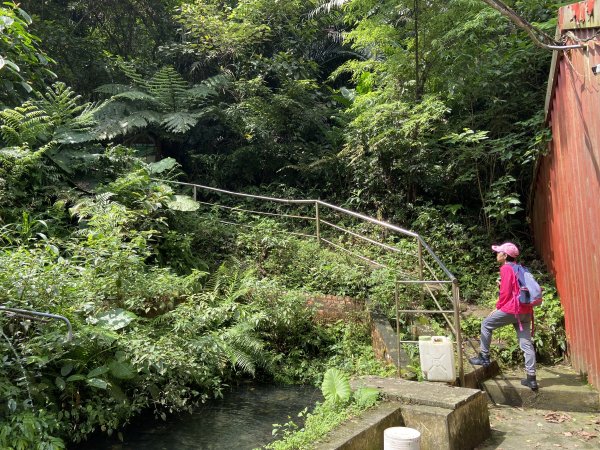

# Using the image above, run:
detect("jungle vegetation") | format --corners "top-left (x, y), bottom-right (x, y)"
top-left (1, 1), bottom-right (566, 447)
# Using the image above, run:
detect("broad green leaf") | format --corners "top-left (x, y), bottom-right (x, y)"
top-left (17, 8), bottom-right (32, 24)
top-left (60, 363), bottom-right (73, 377)
top-left (109, 383), bottom-right (128, 403)
top-left (1, 58), bottom-right (19, 72)
top-left (19, 81), bottom-right (32, 93)
top-left (148, 384), bottom-right (160, 400)
top-left (96, 308), bottom-right (137, 331)
top-left (109, 360), bottom-right (135, 380)
top-left (167, 195), bottom-right (200, 212)
top-left (148, 157), bottom-right (177, 174)
top-left (55, 377), bottom-right (66, 391)
top-left (66, 374), bottom-right (87, 382)
top-left (87, 366), bottom-right (109, 378)
top-left (321, 368), bottom-right (351, 404)
top-left (87, 378), bottom-right (108, 389)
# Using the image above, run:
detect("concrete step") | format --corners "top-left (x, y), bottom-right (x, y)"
top-left (482, 365), bottom-right (600, 412)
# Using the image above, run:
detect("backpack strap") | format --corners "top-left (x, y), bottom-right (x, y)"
top-left (508, 263), bottom-right (524, 330)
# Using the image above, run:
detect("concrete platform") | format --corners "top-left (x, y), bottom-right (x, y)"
top-left (483, 365), bottom-right (600, 412)
top-left (316, 376), bottom-right (490, 450)
top-left (480, 404), bottom-right (600, 449)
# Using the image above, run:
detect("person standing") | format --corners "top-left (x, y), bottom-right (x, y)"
top-left (469, 242), bottom-right (538, 391)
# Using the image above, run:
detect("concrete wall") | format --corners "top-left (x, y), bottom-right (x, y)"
top-left (306, 294), bottom-right (365, 322)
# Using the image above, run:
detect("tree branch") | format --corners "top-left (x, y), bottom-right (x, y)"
top-left (480, 0), bottom-right (582, 50)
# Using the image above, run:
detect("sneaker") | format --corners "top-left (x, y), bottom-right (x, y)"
top-left (469, 353), bottom-right (491, 367)
top-left (521, 374), bottom-right (539, 391)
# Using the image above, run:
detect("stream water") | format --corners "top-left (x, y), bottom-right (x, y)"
top-left (79, 384), bottom-right (322, 450)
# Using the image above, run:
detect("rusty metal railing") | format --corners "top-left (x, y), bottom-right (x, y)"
top-left (0, 306), bottom-right (73, 341)
top-left (158, 180), bottom-right (464, 385)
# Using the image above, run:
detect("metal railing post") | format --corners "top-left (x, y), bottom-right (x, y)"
top-left (395, 276), bottom-right (401, 377)
top-left (452, 280), bottom-right (464, 386)
top-left (418, 239), bottom-right (424, 304)
top-left (193, 185), bottom-right (197, 201)
top-left (315, 201), bottom-right (321, 245)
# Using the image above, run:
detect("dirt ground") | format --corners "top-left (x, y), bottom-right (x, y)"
top-left (477, 404), bottom-right (600, 449)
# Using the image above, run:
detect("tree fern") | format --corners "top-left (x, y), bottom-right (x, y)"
top-left (95, 65), bottom-right (228, 139)
top-left (0, 82), bottom-right (101, 147)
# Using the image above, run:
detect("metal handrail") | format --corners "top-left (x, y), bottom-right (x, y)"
top-left (157, 179), bottom-right (464, 385)
top-left (0, 306), bottom-right (73, 341)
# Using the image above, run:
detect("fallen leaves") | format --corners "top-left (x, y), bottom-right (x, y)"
top-left (563, 429), bottom-right (598, 441)
top-left (544, 412), bottom-right (572, 423)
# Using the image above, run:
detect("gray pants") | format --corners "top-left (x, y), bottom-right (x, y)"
top-left (480, 309), bottom-right (536, 375)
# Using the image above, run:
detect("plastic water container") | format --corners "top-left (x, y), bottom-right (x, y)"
top-left (418, 335), bottom-right (456, 382)
top-left (384, 426), bottom-right (421, 450)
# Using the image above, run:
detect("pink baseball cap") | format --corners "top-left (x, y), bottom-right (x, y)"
top-left (491, 242), bottom-right (519, 258)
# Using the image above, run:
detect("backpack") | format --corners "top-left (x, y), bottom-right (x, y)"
top-left (510, 263), bottom-right (543, 307)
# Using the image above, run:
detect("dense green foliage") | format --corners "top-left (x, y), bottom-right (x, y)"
top-left (1, 0), bottom-right (568, 447)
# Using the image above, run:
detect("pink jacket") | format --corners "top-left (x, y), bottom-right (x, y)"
top-left (496, 264), bottom-right (533, 315)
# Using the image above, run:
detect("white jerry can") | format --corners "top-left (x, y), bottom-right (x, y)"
top-left (418, 336), bottom-right (456, 382)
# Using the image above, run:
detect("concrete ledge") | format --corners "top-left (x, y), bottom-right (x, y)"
top-left (352, 376), bottom-right (484, 410)
top-left (315, 401), bottom-right (404, 450)
top-left (461, 361), bottom-right (501, 389)
top-left (401, 396), bottom-right (490, 450)
top-left (316, 376), bottom-right (490, 450)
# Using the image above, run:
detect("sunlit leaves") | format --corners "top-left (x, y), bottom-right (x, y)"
top-left (95, 309), bottom-right (137, 331)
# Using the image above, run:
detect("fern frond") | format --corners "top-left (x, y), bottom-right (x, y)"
top-left (95, 83), bottom-right (134, 95)
top-left (187, 74), bottom-right (231, 101)
top-left (119, 111), bottom-right (159, 131)
top-left (160, 112), bottom-right (199, 134)
top-left (113, 90), bottom-right (161, 103)
top-left (117, 61), bottom-right (147, 89)
top-left (148, 66), bottom-right (189, 110)
top-left (0, 103), bottom-right (51, 145)
top-left (70, 100), bottom-right (107, 131)
top-left (36, 82), bottom-right (86, 125)
top-left (0, 125), bottom-right (21, 146)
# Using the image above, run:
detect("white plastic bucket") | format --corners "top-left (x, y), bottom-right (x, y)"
top-left (383, 426), bottom-right (421, 450)
top-left (418, 335), bottom-right (456, 382)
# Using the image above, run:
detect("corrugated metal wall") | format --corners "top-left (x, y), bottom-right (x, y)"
top-left (531, 1), bottom-right (600, 388)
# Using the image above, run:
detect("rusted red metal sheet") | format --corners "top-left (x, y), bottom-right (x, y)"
top-left (532, 0), bottom-right (600, 388)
